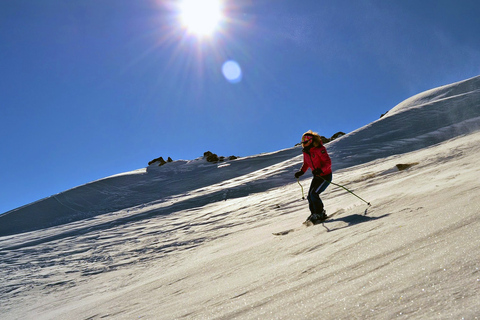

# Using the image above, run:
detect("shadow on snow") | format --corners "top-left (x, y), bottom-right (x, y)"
top-left (321, 213), bottom-right (390, 232)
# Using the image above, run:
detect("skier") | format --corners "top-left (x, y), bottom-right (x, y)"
top-left (294, 130), bottom-right (332, 223)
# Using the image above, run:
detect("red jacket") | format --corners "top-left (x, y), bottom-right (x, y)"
top-left (300, 145), bottom-right (332, 176)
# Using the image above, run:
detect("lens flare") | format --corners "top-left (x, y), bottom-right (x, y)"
top-left (222, 60), bottom-right (242, 83)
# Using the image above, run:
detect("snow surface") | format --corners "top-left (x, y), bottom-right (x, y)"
top-left (1, 76), bottom-right (480, 319)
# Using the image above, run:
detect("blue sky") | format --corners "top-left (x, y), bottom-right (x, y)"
top-left (1, 0), bottom-right (480, 214)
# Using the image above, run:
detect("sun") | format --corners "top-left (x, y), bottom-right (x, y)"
top-left (179, 0), bottom-right (223, 37)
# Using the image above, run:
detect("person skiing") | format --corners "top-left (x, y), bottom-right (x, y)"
top-left (294, 130), bottom-right (332, 223)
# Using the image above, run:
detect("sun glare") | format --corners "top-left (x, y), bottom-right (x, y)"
top-left (179, 0), bottom-right (223, 37)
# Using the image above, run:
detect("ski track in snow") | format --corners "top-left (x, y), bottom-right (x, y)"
top-left (1, 76), bottom-right (480, 319)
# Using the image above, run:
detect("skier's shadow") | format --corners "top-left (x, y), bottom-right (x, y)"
top-left (321, 213), bottom-right (390, 232)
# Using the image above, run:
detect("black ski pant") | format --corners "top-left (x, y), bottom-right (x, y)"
top-left (307, 173), bottom-right (332, 214)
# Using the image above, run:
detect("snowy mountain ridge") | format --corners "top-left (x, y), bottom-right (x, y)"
top-left (1, 75), bottom-right (480, 319)
top-left (327, 75), bottom-right (480, 171)
top-left (386, 75), bottom-right (480, 117)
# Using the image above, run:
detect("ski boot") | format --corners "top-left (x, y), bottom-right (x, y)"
top-left (306, 210), bottom-right (328, 224)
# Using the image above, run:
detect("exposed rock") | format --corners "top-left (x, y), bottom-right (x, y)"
top-left (330, 132), bottom-right (346, 141)
top-left (148, 152), bottom-right (237, 167)
top-left (204, 151), bottom-right (219, 163)
top-left (204, 151), bottom-right (238, 163)
top-left (396, 163), bottom-right (419, 171)
top-left (148, 156), bottom-right (173, 166)
top-left (148, 157), bottom-right (166, 166)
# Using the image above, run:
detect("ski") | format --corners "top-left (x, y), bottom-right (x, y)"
top-left (273, 209), bottom-right (345, 236)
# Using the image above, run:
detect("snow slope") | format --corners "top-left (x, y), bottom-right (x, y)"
top-left (328, 75), bottom-right (480, 169)
top-left (1, 76), bottom-right (479, 319)
top-left (2, 76), bottom-right (480, 236)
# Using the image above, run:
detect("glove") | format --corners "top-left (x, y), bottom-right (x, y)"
top-left (312, 168), bottom-right (323, 176)
top-left (294, 171), bottom-right (304, 179)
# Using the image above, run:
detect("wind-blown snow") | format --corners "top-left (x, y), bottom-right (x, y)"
top-left (328, 75), bottom-right (480, 170)
top-left (1, 76), bottom-right (479, 319)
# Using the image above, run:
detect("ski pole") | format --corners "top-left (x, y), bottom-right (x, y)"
top-left (320, 176), bottom-right (371, 206)
top-left (296, 178), bottom-right (305, 200)
top-left (331, 180), bottom-right (371, 206)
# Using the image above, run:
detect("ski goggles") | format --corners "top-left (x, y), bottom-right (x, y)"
top-left (301, 135), bottom-right (313, 144)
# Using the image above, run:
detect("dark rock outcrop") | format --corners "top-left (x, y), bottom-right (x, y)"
top-left (204, 151), bottom-right (219, 163)
top-left (204, 151), bottom-right (238, 163)
top-left (148, 156), bottom-right (173, 166)
top-left (330, 132), bottom-right (346, 141)
top-left (396, 163), bottom-right (419, 171)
